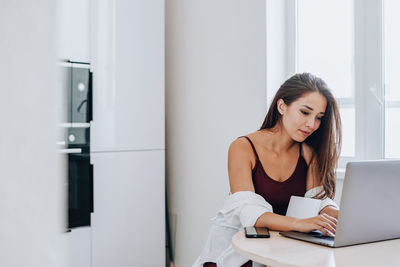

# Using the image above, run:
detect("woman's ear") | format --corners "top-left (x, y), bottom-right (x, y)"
top-left (277, 99), bottom-right (286, 115)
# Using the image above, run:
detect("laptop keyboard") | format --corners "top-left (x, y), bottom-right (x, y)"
top-left (310, 230), bottom-right (335, 240)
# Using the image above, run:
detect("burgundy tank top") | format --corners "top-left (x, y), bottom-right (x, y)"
top-left (241, 136), bottom-right (308, 216)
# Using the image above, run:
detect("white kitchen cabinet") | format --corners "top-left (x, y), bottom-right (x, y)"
top-left (60, 0), bottom-right (166, 266)
top-left (90, 0), bottom-right (165, 152)
top-left (66, 227), bottom-right (91, 267)
top-left (58, 0), bottom-right (90, 62)
top-left (91, 150), bottom-right (165, 267)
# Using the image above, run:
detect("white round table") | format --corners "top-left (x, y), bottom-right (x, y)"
top-left (232, 229), bottom-right (400, 267)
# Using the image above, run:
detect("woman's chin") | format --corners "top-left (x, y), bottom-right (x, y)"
top-left (292, 133), bottom-right (308, 142)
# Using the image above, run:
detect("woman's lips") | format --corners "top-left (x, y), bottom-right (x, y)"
top-left (299, 130), bottom-right (311, 137)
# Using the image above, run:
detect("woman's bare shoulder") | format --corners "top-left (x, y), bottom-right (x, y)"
top-left (301, 142), bottom-right (315, 166)
top-left (229, 136), bottom-right (252, 154)
top-left (228, 133), bottom-right (258, 160)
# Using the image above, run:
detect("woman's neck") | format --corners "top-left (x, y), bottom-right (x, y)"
top-left (259, 125), bottom-right (297, 155)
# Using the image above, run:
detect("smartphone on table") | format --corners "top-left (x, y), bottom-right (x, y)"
top-left (245, 226), bottom-right (270, 238)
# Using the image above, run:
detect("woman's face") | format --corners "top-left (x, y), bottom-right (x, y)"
top-left (278, 92), bottom-right (327, 142)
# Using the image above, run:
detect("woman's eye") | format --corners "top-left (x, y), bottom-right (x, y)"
top-left (301, 110), bottom-right (309, 115)
top-left (317, 117), bottom-right (323, 121)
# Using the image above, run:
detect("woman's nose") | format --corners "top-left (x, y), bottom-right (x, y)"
top-left (306, 118), bottom-right (315, 129)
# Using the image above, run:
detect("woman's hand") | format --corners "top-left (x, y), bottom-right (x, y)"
top-left (319, 205), bottom-right (339, 219)
top-left (291, 213), bottom-right (337, 236)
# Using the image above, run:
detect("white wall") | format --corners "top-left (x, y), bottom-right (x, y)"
top-left (266, 0), bottom-right (291, 105)
top-left (0, 1), bottom-right (66, 267)
top-left (166, 1), bottom-right (267, 266)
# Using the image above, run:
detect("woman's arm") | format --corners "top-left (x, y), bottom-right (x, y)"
top-left (228, 139), bottom-right (337, 235)
top-left (254, 211), bottom-right (337, 235)
top-left (227, 138), bottom-right (256, 193)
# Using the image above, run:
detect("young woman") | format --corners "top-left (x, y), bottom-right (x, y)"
top-left (195, 73), bottom-right (342, 267)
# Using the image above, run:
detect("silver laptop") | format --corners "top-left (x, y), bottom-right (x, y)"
top-left (280, 160), bottom-right (400, 247)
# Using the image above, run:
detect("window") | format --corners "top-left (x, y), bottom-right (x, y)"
top-left (297, 0), bottom-right (355, 158)
top-left (268, 0), bottom-right (400, 169)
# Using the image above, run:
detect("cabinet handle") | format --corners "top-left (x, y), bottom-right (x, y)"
top-left (58, 123), bottom-right (91, 128)
top-left (58, 148), bottom-right (82, 154)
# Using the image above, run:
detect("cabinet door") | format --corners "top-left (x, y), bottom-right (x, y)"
top-left (66, 227), bottom-right (91, 267)
top-left (58, 0), bottom-right (90, 62)
top-left (91, 150), bottom-right (165, 267)
top-left (91, 0), bottom-right (165, 152)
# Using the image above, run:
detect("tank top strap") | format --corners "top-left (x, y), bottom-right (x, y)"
top-left (239, 136), bottom-right (260, 161)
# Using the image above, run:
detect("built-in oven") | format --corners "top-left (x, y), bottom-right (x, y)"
top-left (58, 61), bottom-right (93, 229)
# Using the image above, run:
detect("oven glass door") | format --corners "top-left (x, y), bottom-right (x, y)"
top-left (68, 151), bottom-right (93, 229)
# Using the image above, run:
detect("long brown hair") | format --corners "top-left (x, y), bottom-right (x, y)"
top-left (260, 73), bottom-right (342, 199)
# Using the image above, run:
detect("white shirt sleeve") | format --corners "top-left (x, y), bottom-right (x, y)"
top-left (214, 191), bottom-right (274, 228)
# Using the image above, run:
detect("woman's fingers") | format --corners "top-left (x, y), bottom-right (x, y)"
top-left (320, 214), bottom-right (337, 233)
top-left (316, 214), bottom-right (337, 235)
top-left (316, 220), bottom-right (336, 235)
top-left (318, 226), bottom-right (332, 236)
top-left (296, 214), bottom-right (338, 235)
top-left (321, 213), bottom-right (338, 224)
